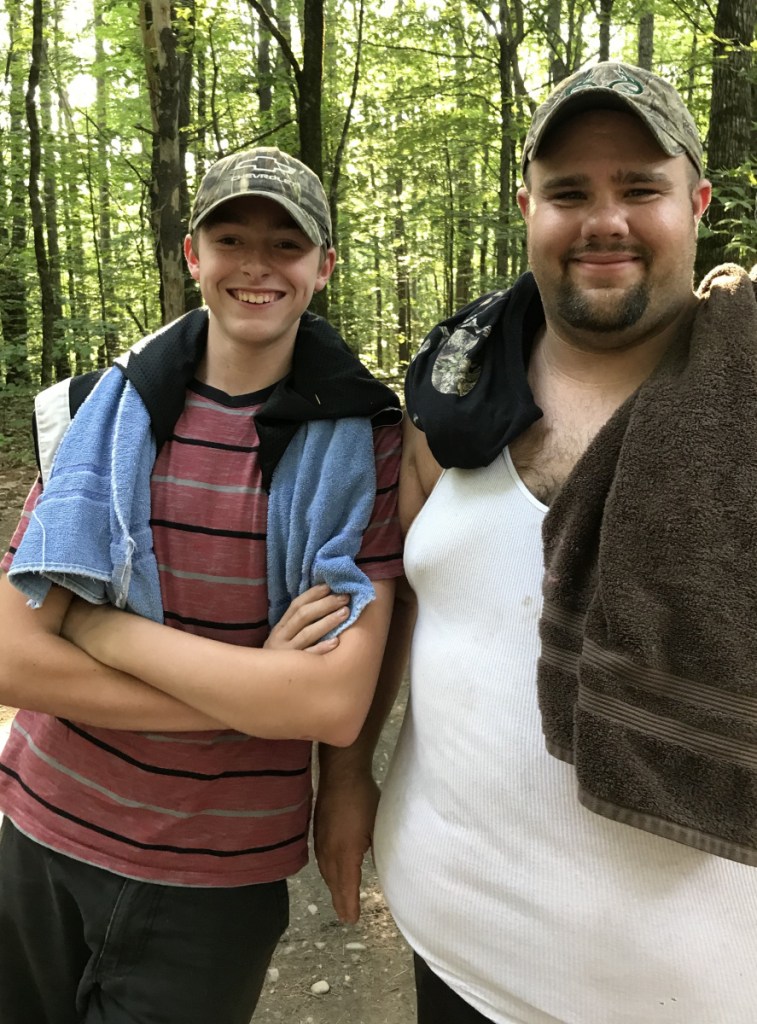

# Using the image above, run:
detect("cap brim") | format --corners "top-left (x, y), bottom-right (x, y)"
top-left (191, 190), bottom-right (327, 247)
top-left (524, 90), bottom-right (688, 172)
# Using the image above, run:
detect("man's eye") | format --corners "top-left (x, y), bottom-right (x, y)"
top-left (552, 191), bottom-right (585, 202)
top-left (627, 188), bottom-right (659, 199)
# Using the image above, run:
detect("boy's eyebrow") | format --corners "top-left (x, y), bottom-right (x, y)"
top-left (539, 169), bottom-right (674, 190)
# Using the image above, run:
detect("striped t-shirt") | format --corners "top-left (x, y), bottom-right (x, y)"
top-left (0, 380), bottom-right (403, 886)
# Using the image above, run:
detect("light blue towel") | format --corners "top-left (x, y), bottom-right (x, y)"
top-left (266, 418), bottom-right (376, 637)
top-left (10, 372), bottom-right (376, 641)
top-left (8, 368), bottom-right (163, 622)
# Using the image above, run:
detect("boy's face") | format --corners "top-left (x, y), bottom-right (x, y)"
top-left (184, 195), bottom-right (335, 363)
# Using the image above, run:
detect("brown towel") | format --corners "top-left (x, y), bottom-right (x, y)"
top-left (538, 263), bottom-right (757, 865)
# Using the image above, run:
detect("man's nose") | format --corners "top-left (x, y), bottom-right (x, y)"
top-left (581, 198), bottom-right (630, 241)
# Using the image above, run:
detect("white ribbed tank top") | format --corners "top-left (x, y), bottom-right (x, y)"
top-left (374, 450), bottom-right (757, 1024)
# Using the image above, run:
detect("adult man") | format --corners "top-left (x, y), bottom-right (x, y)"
top-left (316, 63), bottom-right (757, 1022)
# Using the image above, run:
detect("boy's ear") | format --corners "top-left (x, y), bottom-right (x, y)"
top-left (184, 234), bottom-right (200, 281)
top-left (314, 247), bottom-right (337, 294)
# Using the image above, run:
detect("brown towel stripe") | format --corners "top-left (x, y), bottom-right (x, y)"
top-left (583, 638), bottom-right (757, 719)
top-left (577, 688), bottom-right (757, 771)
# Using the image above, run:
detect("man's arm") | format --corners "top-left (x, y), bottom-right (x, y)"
top-left (314, 417), bottom-right (443, 922)
top-left (62, 578), bottom-right (396, 747)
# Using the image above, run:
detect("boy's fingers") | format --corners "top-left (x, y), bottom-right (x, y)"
top-left (306, 636), bottom-right (340, 655)
top-left (293, 607), bottom-right (349, 648)
top-left (266, 606), bottom-right (349, 651)
top-left (281, 589), bottom-right (348, 622)
top-left (284, 595), bottom-right (350, 633)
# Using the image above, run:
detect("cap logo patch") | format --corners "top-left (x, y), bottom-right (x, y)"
top-left (564, 65), bottom-right (644, 97)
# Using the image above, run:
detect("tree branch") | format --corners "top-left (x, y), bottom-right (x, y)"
top-left (246, 0), bottom-right (302, 82)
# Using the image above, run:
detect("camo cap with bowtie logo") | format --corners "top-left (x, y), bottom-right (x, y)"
top-left (189, 147), bottom-right (332, 247)
top-left (522, 62), bottom-right (704, 178)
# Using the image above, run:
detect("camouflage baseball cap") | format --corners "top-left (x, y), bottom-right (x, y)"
top-left (522, 62), bottom-right (704, 178)
top-left (189, 147), bottom-right (332, 246)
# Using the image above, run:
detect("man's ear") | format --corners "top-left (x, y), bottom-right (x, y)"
top-left (692, 179), bottom-right (712, 227)
top-left (184, 234), bottom-right (200, 282)
top-left (516, 187), bottom-right (531, 221)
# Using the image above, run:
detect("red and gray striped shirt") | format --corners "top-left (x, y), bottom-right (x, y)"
top-left (0, 381), bottom-right (403, 886)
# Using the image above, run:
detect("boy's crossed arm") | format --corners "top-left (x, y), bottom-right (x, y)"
top-left (58, 579), bottom-right (395, 746)
top-left (0, 574), bottom-right (378, 741)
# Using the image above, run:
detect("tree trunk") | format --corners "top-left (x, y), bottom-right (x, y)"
top-left (298, 0), bottom-right (324, 177)
top-left (176, 2), bottom-right (198, 313)
top-left (546, 0), bottom-right (568, 85)
top-left (598, 0), bottom-right (614, 62)
top-left (696, 0), bottom-right (756, 277)
top-left (493, 0), bottom-right (527, 283)
top-left (394, 177), bottom-right (412, 366)
top-left (141, 0), bottom-right (186, 325)
top-left (495, 10), bottom-right (513, 282)
top-left (637, 11), bottom-right (654, 69)
top-left (94, 1), bottom-right (120, 365)
top-left (248, 0), bottom-right (327, 314)
top-left (26, 0), bottom-right (57, 386)
top-left (40, 33), bottom-right (69, 381)
top-left (0, 0), bottom-right (30, 386)
top-left (369, 164), bottom-right (384, 369)
top-left (257, 22), bottom-right (272, 112)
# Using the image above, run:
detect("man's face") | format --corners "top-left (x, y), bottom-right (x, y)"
top-left (184, 195), bottom-right (335, 358)
top-left (517, 109), bottom-right (710, 351)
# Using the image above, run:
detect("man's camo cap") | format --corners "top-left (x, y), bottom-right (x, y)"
top-left (522, 61), bottom-right (704, 177)
top-left (189, 147), bottom-right (332, 247)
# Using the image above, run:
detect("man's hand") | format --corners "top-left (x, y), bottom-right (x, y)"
top-left (265, 584), bottom-right (350, 653)
top-left (314, 766), bottom-right (381, 924)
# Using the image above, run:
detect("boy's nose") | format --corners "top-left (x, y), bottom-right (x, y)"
top-left (240, 248), bottom-right (269, 275)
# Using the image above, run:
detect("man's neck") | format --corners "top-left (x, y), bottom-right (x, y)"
top-left (535, 308), bottom-right (693, 400)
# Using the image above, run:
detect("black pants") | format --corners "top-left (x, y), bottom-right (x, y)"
top-left (415, 953), bottom-right (496, 1024)
top-left (0, 818), bottom-right (288, 1024)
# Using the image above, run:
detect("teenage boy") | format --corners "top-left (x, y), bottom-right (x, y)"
top-left (0, 148), bottom-right (403, 1024)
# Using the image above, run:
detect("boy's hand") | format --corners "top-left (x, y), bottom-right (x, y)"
top-left (265, 584), bottom-right (349, 653)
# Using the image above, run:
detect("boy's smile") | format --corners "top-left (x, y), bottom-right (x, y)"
top-left (232, 289), bottom-right (281, 305)
top-left (184, 195), bottom-right (335, 391)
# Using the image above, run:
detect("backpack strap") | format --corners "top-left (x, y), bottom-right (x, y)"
top-left (32, 369), bottom-right (106, 487)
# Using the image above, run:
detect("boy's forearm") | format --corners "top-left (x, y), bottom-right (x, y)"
top-left (63, 580), bottom-right (397, 745)
top-left (0, 577), bottom-right (222, 731)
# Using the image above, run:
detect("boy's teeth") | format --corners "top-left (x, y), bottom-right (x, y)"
top-left (237, 290), bottom-right (274, 304)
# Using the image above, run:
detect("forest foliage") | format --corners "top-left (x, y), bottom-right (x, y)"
top-left (0, 0), bottom-right (754, 423)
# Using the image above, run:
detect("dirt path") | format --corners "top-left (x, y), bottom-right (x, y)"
top-left (0, 464), bottom-right (416, 1024)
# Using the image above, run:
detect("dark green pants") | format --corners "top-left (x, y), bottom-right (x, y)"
top-left (0, 818), bottom-right (288, 1024)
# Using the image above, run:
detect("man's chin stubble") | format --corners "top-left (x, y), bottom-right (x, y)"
top-left (556, 281), bottom-right (650, 334)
